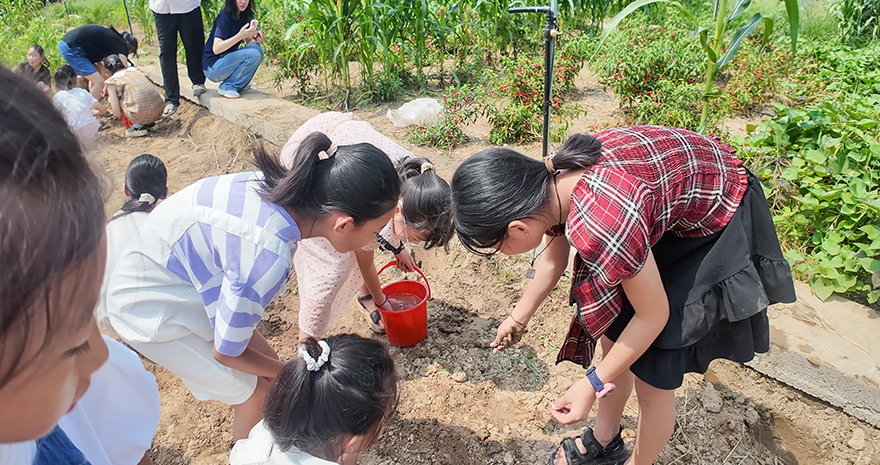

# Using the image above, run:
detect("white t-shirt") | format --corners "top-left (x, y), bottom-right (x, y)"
top-left (95, 211), bottom-right (148, 334)
top-left (53, 88), bottom-right (98, 131)
top-left (231, 421), bottom-right (337, 465)
top-left (149, 0), bottom-right (199, 14)
top-left (0, 337), bottom-right (160, 465)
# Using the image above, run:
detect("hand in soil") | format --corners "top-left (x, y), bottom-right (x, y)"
top-left (551, 377), bottom-right (597, 424)
top-left (394, 249), bottom-right (416, 272)
top-left (490, 314), bottom-right (526, 354)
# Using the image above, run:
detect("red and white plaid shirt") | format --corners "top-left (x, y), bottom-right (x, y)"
top-left (551, 126), bottom-right (747, 367)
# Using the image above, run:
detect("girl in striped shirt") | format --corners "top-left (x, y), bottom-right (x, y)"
top-left (106, 132), bottom-right (401, 440)
top-left (452, 126), bottom-right (795, 465)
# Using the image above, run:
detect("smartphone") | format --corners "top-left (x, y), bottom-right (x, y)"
top-left (250, 19), bottom-right (259, 28)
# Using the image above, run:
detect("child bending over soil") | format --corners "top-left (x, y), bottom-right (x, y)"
top-left (106, 132), bottom-right (401, 440)
top-left (53, 64), bottom-right (107, 147)
top-left (231, 334), bottom-right (397, 465)
top-left (281, 112), bottom-right (453, 339)
top-left (102, 54), bottom-right (164, 138)
top-left (452, 126), bottom-right (796, 465)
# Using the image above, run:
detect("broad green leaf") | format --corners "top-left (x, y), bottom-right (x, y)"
top-left (820, 136), bottom-right (843, 148)
top-left (761, 18), bottom-right (774, 48)
top-left (716, 13), bottom-right (766, 71)
top-left (697, 29), bottom-right (717, 63)
top-left (727, 0), bottom-right (751, 21)
top-left (811, 278), bottom-right (834, 301)
top-left (784, 249), bottom-right (804, 263)
top-left (834, 274), bottom-right (857, 291)
top-left (860, 224), bottom-right (880, 241)
top-left (783, 0), bottom-right (799, 54)
top-left (860, 258), bottom-right (880, 273)
top-left (596, 0), bottom-right (698, 51)
top-left (781, 166), bottom-right (799, 180)
top-left (805, 149), bottom-right (828, 164)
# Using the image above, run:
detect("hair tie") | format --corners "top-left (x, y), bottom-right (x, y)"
top-left (317, 142), bottom-right (338, 161)
top-left (138, 193), bottom-right (156, 204)
top-left (543, 153), bottom-right (558, 175)
top-left (298, 340), bottom-right (331, 371)
top-left (420, 162), bottom-right (434, 174)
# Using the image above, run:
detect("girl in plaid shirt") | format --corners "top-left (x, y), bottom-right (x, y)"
top-left (103, 54), bottom-right (164, 137)
top-left (452, 126), bottom-right (796, 465)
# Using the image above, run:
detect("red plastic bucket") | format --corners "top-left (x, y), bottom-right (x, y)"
top-left (377, 260), bottom-right (431, 347)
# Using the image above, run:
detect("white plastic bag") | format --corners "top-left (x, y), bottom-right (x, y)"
top-left (386, 98), bottom-right (443, 127)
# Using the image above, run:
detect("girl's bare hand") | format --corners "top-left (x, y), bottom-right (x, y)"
top-left (394, 249), bottom-right (416, 272)
top-left (490, 314), bottom-right (526, 354)
top-left (550, 377), bottom-right (596, 424)
top-left (238, 23), bottom-right (258, 39)
top-left (376, 294), bottom-right (393, 312)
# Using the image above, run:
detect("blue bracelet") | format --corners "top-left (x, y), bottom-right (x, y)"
top-left (586, 367), bottom-right (616, 399)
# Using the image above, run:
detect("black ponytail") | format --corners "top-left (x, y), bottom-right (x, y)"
top-left (118, 154), bottom-right (167, 214)
top-left (451, 133), bottom-right (603, 254)
top-left (254, 132), bottom-right (401, 224)
top-left (397, 158), bottom-right (453, 250)
top-left (264, 335), bottom-right (398, 461)
top-left (54, 65), bottom-right (76, 91)
top-left (110, 26), bottom-right (138, 56)
top-left (103, 54), bottom-right (126, 75)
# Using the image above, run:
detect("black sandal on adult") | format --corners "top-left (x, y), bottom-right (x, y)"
top-left (356, 294), bottom-right (385, 334)
top-left (548, 427), bottom-right (628, 465)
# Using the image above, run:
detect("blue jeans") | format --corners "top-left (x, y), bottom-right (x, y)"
top-left (204, 44), bottom-right (263, 92)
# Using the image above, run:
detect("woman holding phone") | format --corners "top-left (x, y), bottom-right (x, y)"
top-left (202, 0), bottom-right (263, 99)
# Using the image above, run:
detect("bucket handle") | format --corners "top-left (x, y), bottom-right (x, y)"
top-left (378, 261), bottom-right (431, 300)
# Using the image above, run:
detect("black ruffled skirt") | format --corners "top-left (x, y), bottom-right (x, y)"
top-left (601, 171), bottom-right (796, 390)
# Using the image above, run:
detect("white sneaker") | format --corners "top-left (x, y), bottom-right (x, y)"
top-left (217, 87), bottom-right (240, 99)
top-left (126, 126), bottom-right (148, 137)
top-left (192, 84), bottom-right (207, 97)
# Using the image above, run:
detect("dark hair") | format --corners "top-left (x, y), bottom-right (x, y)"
top-left (451, 133), bottom-right (603, 254)
top-left (264, 335), bottom-right (397, 461)
top-left (29, 44), bottom-right (50, 69)
top-left (109, 26), bottom-right (138, 56)
top-left (119, 154), bottom-right (167, 214)
top-left (103, 54), bottom-right (126, 75)
top-left (54, 64), bottom-right (77, 91)
top-left (397, 158), bottom-right (453, 250)
top-left (223, 0), bottom-right (255, 22)
top-left (253, 132), bottom-right (401, 224)
top-left (0, 67), bottom-right (106, 388)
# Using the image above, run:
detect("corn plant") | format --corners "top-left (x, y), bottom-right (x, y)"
top-left (286, 0), bottom-right (376, 98)
top-left (599, 0), bottom-right (800, 133)
top-left (130, 0), bottom-right (154, 43)
top-left (833, 0), bottom-right (880, 45)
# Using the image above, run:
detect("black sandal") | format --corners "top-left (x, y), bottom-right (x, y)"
top-left (548, 427), bottom-right (628, 465)
top-left (356, 295), bottom-right (385, 334)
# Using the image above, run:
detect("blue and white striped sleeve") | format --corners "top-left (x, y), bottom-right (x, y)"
top-left (213, 240), bottom-right (291, 357)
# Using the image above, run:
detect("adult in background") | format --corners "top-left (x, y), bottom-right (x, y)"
top-left (203, 0), bottom-right (263, 99)
top-left (11, 44), bottom-right (52, 93)
top-left (151, 0), bottom-right (207, 117)
top-left (58, 25), bottom-right (138, 100)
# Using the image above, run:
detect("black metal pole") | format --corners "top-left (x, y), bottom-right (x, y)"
top-left (509, 0), bottom-right (558, 158)
top-left (122, 0), bottom-right (134, 36)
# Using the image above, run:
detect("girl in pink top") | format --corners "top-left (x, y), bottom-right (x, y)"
top-left (281, 112), bottom-right (453, 338)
